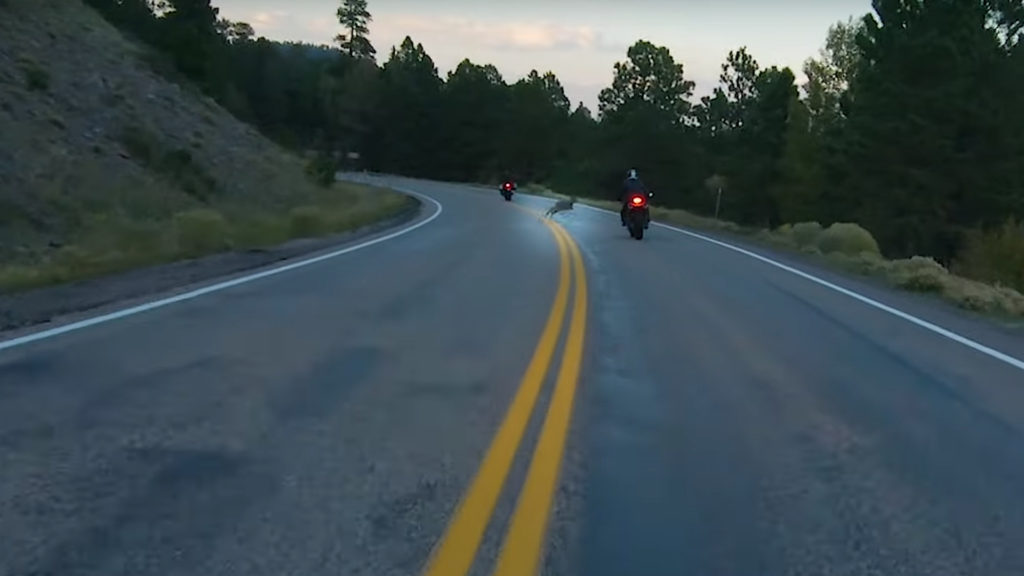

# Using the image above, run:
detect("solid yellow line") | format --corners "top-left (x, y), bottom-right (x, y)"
top-left (491, 222), bottom-right (588, 576)
top-left (421, 219), bottom-right (571, 576)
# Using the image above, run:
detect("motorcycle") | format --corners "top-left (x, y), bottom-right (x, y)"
top-left (624, 191), bottom-right (653, 240)
top-left (499, 181), bottom-right (516, 201)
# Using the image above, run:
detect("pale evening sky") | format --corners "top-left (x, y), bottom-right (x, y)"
top-left (213, 0), bottom-right (871, 111)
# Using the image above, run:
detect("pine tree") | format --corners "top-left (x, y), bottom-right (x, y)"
top-left (335, 0), bottom-right (375, 60)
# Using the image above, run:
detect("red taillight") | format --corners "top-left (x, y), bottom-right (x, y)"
top-left (504, 183), bottom-right (512, 190)
top-left (630, 194), bottom-right (646, 206)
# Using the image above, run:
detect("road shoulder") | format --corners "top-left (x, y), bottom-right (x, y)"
top-left (0, 195), bottom-right (424, 335)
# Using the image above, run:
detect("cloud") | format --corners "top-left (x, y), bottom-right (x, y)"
top-left (374, 14), bottom-right (622, 53)
top-left (248, 10), bottom-right (290, 31)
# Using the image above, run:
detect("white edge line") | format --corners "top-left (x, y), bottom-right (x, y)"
top-left (0, 187), bottom-right (442, 353)
top-left (573, 203), bottom-right (1024, 372)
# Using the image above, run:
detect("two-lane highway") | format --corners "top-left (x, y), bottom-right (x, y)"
top-left (3, 176), bottom-right (1024, 576)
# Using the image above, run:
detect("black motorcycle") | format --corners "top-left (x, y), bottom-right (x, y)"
top-left (499, 181), bottom-right (517, 201)
top-left (624, 191), bottom-right (653, 240)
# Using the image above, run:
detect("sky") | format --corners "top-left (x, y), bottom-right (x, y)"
top-left (213, 0), bottom-right (872, 111)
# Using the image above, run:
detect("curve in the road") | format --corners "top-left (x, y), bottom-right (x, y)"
top-left (422, 209), bottom-right (589, 576)
top-left (493, 222), bottom-right (589, 576)
top-left (0, 187), bottom-right (443, 353)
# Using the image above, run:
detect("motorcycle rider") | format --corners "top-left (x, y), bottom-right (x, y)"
top-left (618, 168), bottom-right (649, 227)
top-left (501, 173), bottom-right (516, 190)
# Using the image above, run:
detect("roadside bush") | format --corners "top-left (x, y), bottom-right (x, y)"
top-left (288, 205), bottom-right (329, 238)
top-left (305, 153), bottom-right (336, 188)
top-left (886, 256), bottom-right (948, 293)
top-left (173, 208), bottom-right (230, 257)
top-left (940, 278), bottom-right (1024, 315)
top-left (953, 218), bottom-right (1024, 292)
top-left (817, 222), bottom-right (881, 257)
top-left (788, 221), bottom-right (824, 248)
top-left (828, 251), bottom-right (888, 276)
top-left (159, 148), bottom-right (217, 201)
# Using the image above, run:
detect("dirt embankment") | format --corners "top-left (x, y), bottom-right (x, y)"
top-left (0, 0), bottom-right (420, 333)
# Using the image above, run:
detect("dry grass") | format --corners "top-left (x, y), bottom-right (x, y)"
top-left (0, 182), bottom-right (415, 293)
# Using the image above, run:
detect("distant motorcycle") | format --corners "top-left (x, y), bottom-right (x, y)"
top-left (624, 191), bottom-right (653, 240)
top-left (499, 180), bottom-right (516, 201)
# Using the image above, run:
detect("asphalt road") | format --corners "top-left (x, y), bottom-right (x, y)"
top-left (3, 176), bottom-right (1024, 576)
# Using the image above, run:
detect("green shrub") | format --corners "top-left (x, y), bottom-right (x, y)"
top-left (886, 256), bottom-right (948, 293)
top-left (288, 205), bottom-right (329, 238)
top-left (173, 208), bottom-right (230, 257)
top-left (946, 282), bottom-right (1000, 312)
top-left (940, 278), bottom-right (1024, 315)
top-left (760, 227), bottom-right (794, 249)
top-left (953, 218), bottom-right (1024, 292)
top-left (118, 125), bottom-right (218, 200)
top-left (305, 153), bottom-right (337, 188)
top-left (789, 221), bottom-right (824, 248)
top-left (992, 286), bottom-right (1024, 316)
top-left (159, 148), bottom-right (217, 200)
top-left (816, 222), bottom-right (881, 256)
top-left (828, 251), bottom-right (888, 276)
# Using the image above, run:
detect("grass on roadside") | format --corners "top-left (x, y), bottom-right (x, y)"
top-left (0, 181), bottom-right (416, 294)
top-left (526, 183), bottom-right (1024, 319)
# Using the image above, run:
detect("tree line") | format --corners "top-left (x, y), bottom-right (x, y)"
top-left (85, 0), bottom-right (1024, 284)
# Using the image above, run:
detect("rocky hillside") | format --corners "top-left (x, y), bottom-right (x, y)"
top-left (0, 0), bottom-right (418, 329)
top-left (0, 0), bottom-right (389, 271)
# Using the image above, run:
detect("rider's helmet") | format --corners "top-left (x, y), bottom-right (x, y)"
top-left (627, 169), bottom-right (638, 180)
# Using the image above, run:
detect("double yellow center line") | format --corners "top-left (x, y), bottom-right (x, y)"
top-left (422, 214), bottom-right (588, 576)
